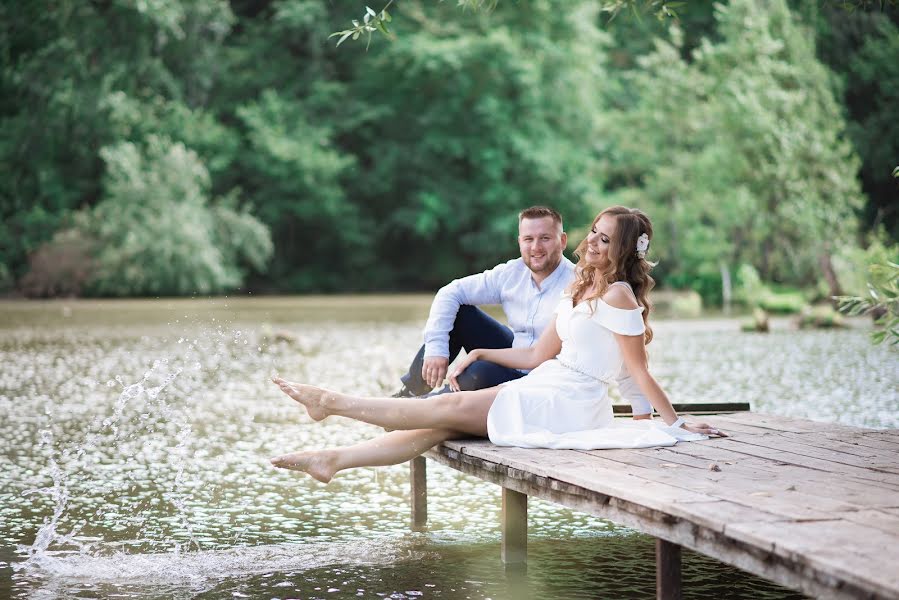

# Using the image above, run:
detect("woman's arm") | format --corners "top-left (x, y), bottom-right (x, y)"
top-left (448, 316), bottom-right (562, 391)
top-left (616, 334), bottom-right (722, 435)
top-left (615, 334), bottom-right (677, 424)
top-left (603, 284), bottom-right (722, 435)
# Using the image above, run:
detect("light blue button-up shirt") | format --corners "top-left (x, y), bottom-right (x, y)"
top-left (421, 256), bottom-right (652, 415)
top-left (423, 257), bottom-right (575, 360)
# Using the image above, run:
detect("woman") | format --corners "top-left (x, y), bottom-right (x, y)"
top-left (271, 206), bottom-right (723, 483)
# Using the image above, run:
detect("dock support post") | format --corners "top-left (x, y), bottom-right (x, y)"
top-left (501, 487), bottom-right (527, 566)
top-left (410, 456), bottom-right (427, 531)
top-left (656, 538), bottom-right (682, 600)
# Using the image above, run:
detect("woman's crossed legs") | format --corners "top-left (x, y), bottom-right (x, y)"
top-left (269, 377), bottom-right (499, 482)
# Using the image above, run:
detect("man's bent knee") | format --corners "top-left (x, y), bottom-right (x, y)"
top-left (456, 360), bottom-right (502, 391)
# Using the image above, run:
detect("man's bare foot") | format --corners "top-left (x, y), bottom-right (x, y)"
top-left (272, 377), bottom-right (335, 421)
top-left (270, 450), bottom-right (338, 483)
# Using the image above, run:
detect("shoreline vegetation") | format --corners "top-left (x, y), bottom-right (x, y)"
top-left (2, 0), bottom-right (896, 314)
top-left (0, 292), bottom-right (876, 331)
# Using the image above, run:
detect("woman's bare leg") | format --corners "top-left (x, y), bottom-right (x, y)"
top-left (272, 377), bottom-right (495, 436)
top-left (270, 428), bottom-right (456, 483)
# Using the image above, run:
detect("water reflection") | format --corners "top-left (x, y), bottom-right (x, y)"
top-left (1, 296), bottom-right (894, 599)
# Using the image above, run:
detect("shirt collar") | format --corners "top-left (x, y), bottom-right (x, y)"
top-left (531, 257), bottom-right (574, 292)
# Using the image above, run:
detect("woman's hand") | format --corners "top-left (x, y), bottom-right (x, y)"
top-left (682, 421), bottom-right (728, 437)
top-left (448, 350), bottom-right (481, 392)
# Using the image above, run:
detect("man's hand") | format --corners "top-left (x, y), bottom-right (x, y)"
top-left (422, 356), bottom-right (449, 390)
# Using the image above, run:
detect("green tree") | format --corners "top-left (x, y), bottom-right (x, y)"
top-left (338, 0), bottom-right (607, 287)
top-left (81, 136), bottom-right (271, 296)
top-left (605, 0), bottom-right (864, 303)
top-left (0, 0), bottom-right (236, 282)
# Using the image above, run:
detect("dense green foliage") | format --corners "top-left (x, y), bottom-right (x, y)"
top-left (837, 259), bottom-right (899, 345)
top-left (603, 0), bottom-right (864, 303)
top-left (0, 0), bottom-right (895, 298)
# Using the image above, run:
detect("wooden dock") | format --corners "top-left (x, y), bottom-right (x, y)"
top-left (408, 410), bottom-right (899, 600)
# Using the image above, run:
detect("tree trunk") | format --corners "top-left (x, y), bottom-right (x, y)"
top-left (818, 250), bottom-right (843, 304)
top-left (720, 261), bottom-right (732, 315)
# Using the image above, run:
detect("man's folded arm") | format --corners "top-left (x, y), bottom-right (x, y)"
top-left (422, 260), bottom-right (513, 358)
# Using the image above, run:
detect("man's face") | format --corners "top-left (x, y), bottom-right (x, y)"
top-left (518, 216), bottom-right (567, 276)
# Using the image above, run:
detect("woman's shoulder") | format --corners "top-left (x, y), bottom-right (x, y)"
top-left (601, 282), bottom-right (640, 311)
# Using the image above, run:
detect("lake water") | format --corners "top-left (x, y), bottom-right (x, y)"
top-left (1, 296), bottom-right (896, 599)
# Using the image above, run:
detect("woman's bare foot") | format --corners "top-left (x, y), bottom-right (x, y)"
top-left (270, 450), bottom-right (338, 483)
top-left (272, 377), bottom-right (336, 421)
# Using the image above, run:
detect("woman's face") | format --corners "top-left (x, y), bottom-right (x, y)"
top-left (585, 214), bottom-right (617, 268)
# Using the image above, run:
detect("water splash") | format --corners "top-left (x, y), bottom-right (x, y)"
top-left (19, 537), bottom-right (432, 584)
top-left (20, 430), bottom-right (70, 566)
top-left (18, 355), bottom-right (192, 568)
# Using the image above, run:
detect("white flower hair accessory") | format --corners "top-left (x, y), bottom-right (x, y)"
top-left (636, 233), bottom-right (650, 259)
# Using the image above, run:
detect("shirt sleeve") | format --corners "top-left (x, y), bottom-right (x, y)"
top-left (422, 260), bottom-right (513, 358)
top-left (616, 364), bottom-right (652, 416)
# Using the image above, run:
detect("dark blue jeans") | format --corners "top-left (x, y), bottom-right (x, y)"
top-left (401, 305), bottom-right (525, 395)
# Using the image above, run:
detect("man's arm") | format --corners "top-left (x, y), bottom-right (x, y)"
top-left (422, 260), bottom-right (513, 359)
top-left (420, 260), bottom-right (514, 388)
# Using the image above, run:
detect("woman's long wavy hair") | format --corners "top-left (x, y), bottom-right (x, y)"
top-left (570, 206), bottom-right (656, 345)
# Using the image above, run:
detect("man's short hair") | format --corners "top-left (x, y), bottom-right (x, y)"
top-left (519, 206), bottom-right (563, 228)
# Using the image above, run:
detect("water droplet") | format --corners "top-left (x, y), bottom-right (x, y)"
top-left (106, 380), bottom-right (116, 387)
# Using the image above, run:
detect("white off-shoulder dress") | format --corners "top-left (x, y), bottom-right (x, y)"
top-left (486, 283), bottom-right (705, 450)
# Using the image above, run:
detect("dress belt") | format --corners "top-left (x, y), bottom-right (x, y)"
top-left (556, 357), bottom-right (615, 385)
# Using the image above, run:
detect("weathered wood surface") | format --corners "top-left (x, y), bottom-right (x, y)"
top-left (656, 539), bottom-right (682, 600)
top-left (410, 455), bottom-right (427, 531)
top-left (425, 412), bottom-right (899, 600)
top-left (501, 487), bottom-right (528, 566)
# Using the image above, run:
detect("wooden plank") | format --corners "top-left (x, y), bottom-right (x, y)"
top-left (656, 539), bottom-right (682, 600)
top-left (839, 508), bottom-right (899, 532)
top-left (427, 444), bottom-right (889, 600)
top-left (579, 445), bottom-right (895, 519)
top-left (427, 440), bottom-right (899, 600)
top-left (725, 519), bottom-right (899, 600)
top-left (773, 431), bottom-right (888, 459)
top-left (501, 487), bottom-right (527, 566)
top-left (454, 442), bottom-right (718, 509)
top-left (708, 438), bottom-right (899, 489)
top-left (829, 432), bottom-right (899, 452)
top-left (732, 434), bottom-right (899, 472)
top-left (710, 412), bottom-right (878, 435)
top-left (670, 500), bottom-right (791, 533)
top-left (661, 437), bottom-right (899, 494)
top-left (427, 444), bottom-right (717, 537)
top-left (410, 456), bottom-right (427, 531)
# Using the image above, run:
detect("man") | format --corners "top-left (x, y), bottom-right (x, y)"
top-left (393, 206), bottom-right (653, 418)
